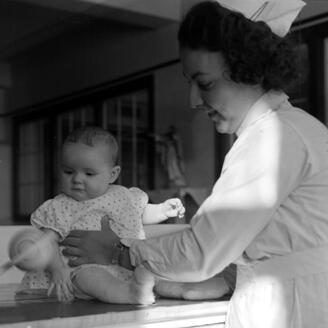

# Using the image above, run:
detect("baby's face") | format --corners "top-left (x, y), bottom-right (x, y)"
top-left (60, 142), bottom-right (119, 201)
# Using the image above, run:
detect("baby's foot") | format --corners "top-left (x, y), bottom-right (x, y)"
top-left (130, 266), bottom-right (155, 305)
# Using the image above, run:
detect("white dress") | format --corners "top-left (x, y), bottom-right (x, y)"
top-left (20, 185), bottom-right (147, 293)
top-left (128, 91), bottom-right (328, 327)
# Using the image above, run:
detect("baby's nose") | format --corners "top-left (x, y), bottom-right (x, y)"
top-left (72, 172), bottom-right (83, 183)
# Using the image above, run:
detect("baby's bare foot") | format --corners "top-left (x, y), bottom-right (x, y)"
top-left (130, 266), bottom-right (155, 305)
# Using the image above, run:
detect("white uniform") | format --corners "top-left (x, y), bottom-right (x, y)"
top-left (20, 185), bottom-right (147, 293)
top-left (128, 91), bottom-right (328, 327)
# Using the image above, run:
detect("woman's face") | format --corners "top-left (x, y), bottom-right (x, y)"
top-left (180, 48), bottom-right (261, 134)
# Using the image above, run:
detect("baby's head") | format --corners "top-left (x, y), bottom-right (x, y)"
top-left (60, 126), bottom-right (121, 201)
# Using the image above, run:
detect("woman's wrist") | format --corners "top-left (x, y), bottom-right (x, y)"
top-left (111, 242), bottom-right (134, 271)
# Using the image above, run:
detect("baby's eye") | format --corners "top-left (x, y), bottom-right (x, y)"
top-left (63, 169), bottom-right (73, 175)
top-left (85, 172), bottom-right (96, 176)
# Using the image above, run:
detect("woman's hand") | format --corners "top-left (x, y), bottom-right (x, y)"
top-left (60, 216), bottom-right (120, 267)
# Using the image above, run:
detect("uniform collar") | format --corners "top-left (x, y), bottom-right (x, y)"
top-left (236, 91), bottom-right (289, 137)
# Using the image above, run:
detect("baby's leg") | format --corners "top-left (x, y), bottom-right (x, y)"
top-left (155, 275), bottom-right (230, 300)
top-left (73, 266), bottom-right (155, 305)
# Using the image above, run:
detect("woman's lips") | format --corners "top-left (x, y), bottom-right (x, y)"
top-left (197, 105), bottom-right (224, 122)
top-left (208, 111), bottom-right (217, 119)
top-left (208, 110), bottom-right (224, 123)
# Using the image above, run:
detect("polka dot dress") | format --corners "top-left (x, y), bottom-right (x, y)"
top-left (19, 185), bottom-right (148, 293)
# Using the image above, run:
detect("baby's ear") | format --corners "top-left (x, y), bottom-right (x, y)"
top-left (109, 165), bottom-right (121, 183)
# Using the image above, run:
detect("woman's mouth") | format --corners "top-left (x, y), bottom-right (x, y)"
top-left (208, 111), bottom-right (217, 119)
top-left (197, 104), bottom-right (225, 123)
top-left (207, 110), bottom-right (224, 123)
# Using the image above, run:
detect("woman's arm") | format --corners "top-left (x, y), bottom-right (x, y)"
top-left (128, 121), bottom-right (308, 281)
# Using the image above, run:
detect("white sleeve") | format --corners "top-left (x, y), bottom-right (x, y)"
top-left (129, 120), bottom-right (308, 281)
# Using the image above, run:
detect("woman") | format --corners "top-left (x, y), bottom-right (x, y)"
top-left (62, 1), bottom-right (328, 327)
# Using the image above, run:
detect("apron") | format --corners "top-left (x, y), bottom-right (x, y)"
top-left (226, 245), bottom-right (328, 328)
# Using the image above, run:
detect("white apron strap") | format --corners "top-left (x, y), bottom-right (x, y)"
top-left (253, 244), bottom-right (328, 280)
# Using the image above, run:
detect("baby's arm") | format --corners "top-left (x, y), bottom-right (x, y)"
top-left (11, 227), bottom-right (73, 301)
top-left (142, 198), bottom-right (185, 224)
top-left (41, 229), bottom-right (74, 302)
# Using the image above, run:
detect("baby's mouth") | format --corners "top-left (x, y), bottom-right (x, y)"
top-left (72, 188), bottom-right (84, 192)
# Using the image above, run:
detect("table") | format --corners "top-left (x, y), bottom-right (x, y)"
top-left (0, 284), bottom-right (229, 328)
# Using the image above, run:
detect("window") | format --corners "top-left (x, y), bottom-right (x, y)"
top-left (16, 119), bottom-right (46, 217)
top-left (13, 77), bottom-right (154, 223)
top-left (286, 42), bottom-right (310, 111)
top-left (291, 20), bottom-right (328, 123)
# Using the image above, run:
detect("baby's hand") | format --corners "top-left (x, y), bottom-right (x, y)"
top-left (48, 266), bottom-right (74, 302)
top-left (162, 198), bottom-right (185, 219)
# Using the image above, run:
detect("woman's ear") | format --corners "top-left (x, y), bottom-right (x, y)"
top-left (109, 165), bottom-right (121, 183)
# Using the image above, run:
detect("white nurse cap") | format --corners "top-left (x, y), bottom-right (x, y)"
top-left (180, 0), bottom-right (306, 37)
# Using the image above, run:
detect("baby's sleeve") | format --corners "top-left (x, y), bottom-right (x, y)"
top-left (30, 196), bottom-right (71, 241)
top-left (128, 187), bottom-right (149, 218)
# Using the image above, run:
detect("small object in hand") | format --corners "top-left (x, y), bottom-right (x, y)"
top-left (8, 227), bottom-right (55, 272)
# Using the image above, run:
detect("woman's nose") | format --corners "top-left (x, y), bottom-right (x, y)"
top-left (190, 83), bottom-right (204, 109)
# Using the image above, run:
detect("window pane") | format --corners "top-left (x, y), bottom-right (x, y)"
top-left (17, 120), bottom-right (46, 217)
top-left (19, 153), bottom-right (44, 184)
top-left (19, 184), bottom-right (44, 216)
top-left (287, 42), bottom-right (310, 111)
top-left (102, 88), bottom-right (151, 188)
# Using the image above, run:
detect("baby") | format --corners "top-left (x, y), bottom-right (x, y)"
top-left (18, 126), bottom-right (230, 304)
top-left (18, 126), bottom-right (185, 303)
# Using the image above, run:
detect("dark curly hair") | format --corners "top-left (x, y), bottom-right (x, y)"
top-left (178, 1), bottom-right (300, 91)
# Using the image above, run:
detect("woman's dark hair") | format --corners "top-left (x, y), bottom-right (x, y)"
top-left (178, 1), bottom-right (300, 91)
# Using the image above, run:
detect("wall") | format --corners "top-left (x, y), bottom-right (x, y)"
top-left (7, 22), bottom-right (180, 110)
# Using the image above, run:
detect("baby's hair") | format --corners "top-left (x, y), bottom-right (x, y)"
top-left (64, 126), bottom-right (119, 165)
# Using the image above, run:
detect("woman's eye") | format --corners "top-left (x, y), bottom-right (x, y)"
top-left (198, 81), bottom-right (213, 91)
top-left (86, 172), bottom-right (95, 176)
